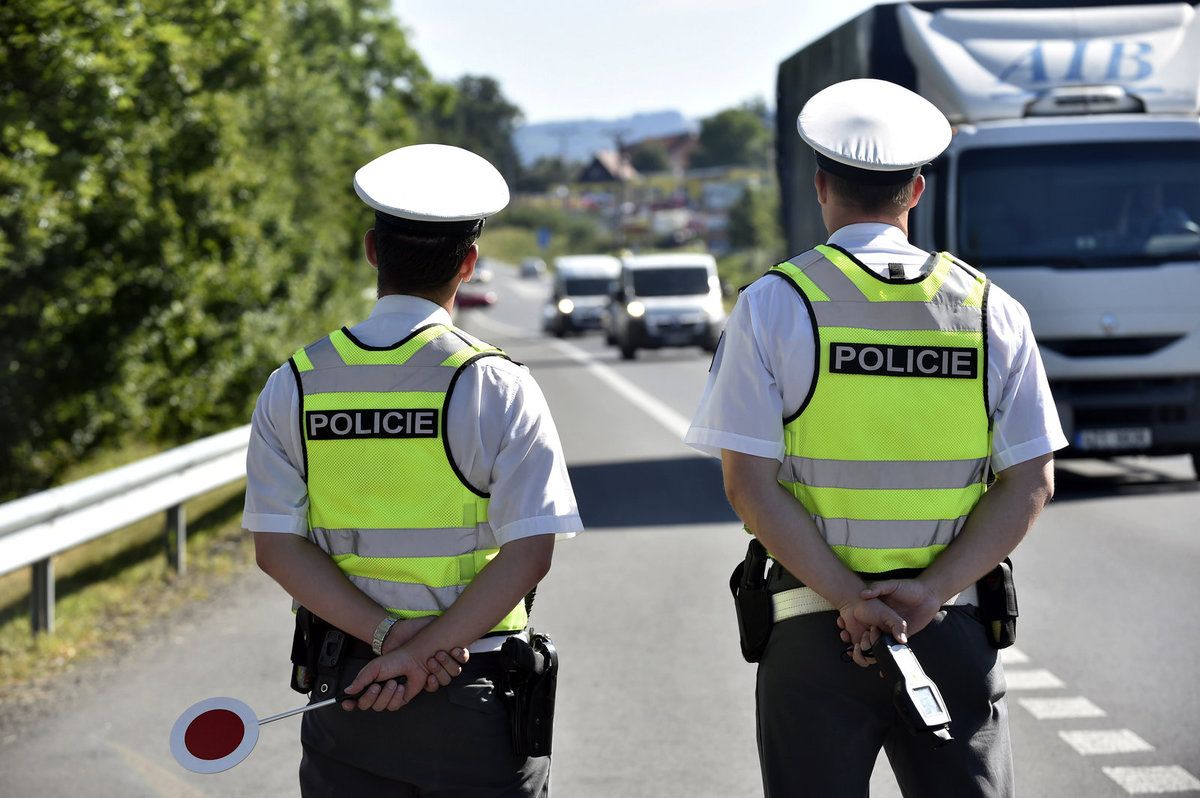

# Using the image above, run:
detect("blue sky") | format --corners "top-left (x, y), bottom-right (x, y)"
top-left (394, 1), bottom-right (878, 123)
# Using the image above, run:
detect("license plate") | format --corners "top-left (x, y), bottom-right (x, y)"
top-left (1075, 427), bottom-right (1152, 450)
top-left (661, 332), bottom-right (691, 346)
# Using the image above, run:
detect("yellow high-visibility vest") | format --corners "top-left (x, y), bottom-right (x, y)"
top-left (289, 322), bottom-right (527, 632)
top-left (768, 244), bottom-right (992, 575)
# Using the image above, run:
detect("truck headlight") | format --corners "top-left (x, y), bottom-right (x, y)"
top-left (627, 300), bottom-right (646, 319)
top-left (557, 298), bottom-right (575, 314)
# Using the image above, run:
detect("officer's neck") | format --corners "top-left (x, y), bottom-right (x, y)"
top-left (825, 211), bottom-right (910, 239)
top-left (379, 282), bottom-right (458, 316)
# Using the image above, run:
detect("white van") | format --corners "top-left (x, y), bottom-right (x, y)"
top-left (542, 255), bottom-right (622, 336)
top-left (606, 253), bottom-right (725, 360)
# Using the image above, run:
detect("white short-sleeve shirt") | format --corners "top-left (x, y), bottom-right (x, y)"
top-left (685, 223), bottom-right (1067, 471)
top-left (242, 294), bottom-right (583, 545)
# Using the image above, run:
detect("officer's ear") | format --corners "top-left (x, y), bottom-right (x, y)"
top-left (364, 228), bottom-right (379, 271)
top-left (814, 169), bottom-right (830, 206)
top-left (908, 175), bottom-right (926, 210)
top-left (458, 243), bottom-right (479, 283)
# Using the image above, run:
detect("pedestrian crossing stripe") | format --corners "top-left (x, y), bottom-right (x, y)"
top-left (1102, 766), bottom-right (1200, 794)
top-left (1059, 729), bottom-right (1153, 756)
top-left (1005, 668), bottom-right (1065, 690)
top-left (1019, 696), bottom-right (1107, 720)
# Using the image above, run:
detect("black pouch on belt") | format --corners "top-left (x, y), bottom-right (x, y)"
top-left (729, 538), bottom-right (773, 663)
top-left (290, 606), bottom-right (317, 695)
top-left (500, 633), bottom-right (559, 758)
top-left (976, 558), bottom-right (1018, 649)
top-left (290, 607), bottom-right (351, 699)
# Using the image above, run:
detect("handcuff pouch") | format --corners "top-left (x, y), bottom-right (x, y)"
top-left (500, 632), bottom-right (558, 758)
top-left (976, 559), bottom-right (1018, 649)
top-left (729, 537), bottom-right (773, 662)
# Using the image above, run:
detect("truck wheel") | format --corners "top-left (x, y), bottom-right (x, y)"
top-left (620, 343), bottom-right (637, 360)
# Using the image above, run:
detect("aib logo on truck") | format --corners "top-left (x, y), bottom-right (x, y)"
top-left (994, 39), bottom-right (1155, 85)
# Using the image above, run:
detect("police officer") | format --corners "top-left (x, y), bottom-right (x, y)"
top-left (244, 144), bottom-right (583, 796)
top-left (686, 79), bottom-right (1065, 796)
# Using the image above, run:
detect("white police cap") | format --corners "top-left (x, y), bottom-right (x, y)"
top-left (354, 144), bottom-right (510, 229)
top-left (797, 79), bottom-right (951, 185)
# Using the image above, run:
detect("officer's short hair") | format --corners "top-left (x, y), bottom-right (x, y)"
top-left (820, 169), bottom-right (918, 217)
top-left (374, 219), bottom-right (482, 294)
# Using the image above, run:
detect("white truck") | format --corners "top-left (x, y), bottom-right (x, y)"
top-left (777, 0), bottom-right (1200, 472)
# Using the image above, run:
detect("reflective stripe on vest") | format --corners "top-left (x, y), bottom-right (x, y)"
top-left (290, 323), bottom-right (527, 632)
top-left (768, 245), bottom-right (992, 575)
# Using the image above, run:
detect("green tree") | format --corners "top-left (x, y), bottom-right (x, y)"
top-left (0, 0), bottom-right (438, 499)
top-left (692, 99), bottom-right (771, 169)
top-left (513, 157), bottom-right (578, 194)
top-left (425, 75), bottom-right (523, 182)
top-left (728, 182), bottom-right (784, 253)
top-left (627, 141), bottom-right (670, 174)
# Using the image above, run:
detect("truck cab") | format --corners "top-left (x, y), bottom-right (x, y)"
top-left (915, 115), bottom-right (1200, 462)
top-left (777, 0), bottom-right (1200, 471)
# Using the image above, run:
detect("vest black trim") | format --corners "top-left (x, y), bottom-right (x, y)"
top-left (826, 243), bottom-right (934, 286)
top-left (981, 279), bottom-right (993, 431)
top-left (288, 357), bottom-right (310, 483)
top-left (442, 351), bottom-right (514, 499)
top-left (340, 322), bottom-right (443, 352)
top-left (766, 271), bottom-right (821, 424)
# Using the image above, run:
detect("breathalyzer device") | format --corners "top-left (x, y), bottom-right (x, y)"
top-left (871, 633), bottom-right (954, 746)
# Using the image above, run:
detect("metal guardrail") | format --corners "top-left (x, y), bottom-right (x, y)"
top-left (0, 425), bottom-right (251, 634)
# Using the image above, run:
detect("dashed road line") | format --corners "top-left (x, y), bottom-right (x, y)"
top-left (1000, 646), bottom-right (1030, 665)
top-left (1006, 650), bottom-right (1199, 794)
top-left (1060, 729), bottom-right (1154, 756)
top-left (1005, 668), bottom-right (1065, 690)
top-left (1103, 766), bottom-right (1200, 795)
top-left (472, 311), bottom-right (692, 440)
top-left (1019, 696), bottom-right (1107, 720)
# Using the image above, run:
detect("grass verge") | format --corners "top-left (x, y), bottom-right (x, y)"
top-left (0, 480), bottom-right (255, 714)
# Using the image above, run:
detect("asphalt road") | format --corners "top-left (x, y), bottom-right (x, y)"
top-left (2, 261), bottom-right (1198, 797)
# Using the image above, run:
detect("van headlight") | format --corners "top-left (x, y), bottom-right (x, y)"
top-left (557, 298), bottom-right (575, 314)
top-left (627, 300), bottom-right (646, 319)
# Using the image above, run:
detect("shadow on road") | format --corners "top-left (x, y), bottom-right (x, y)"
top-left (568, 456), bottom-right (739, 528)
top-left (1051, 458), bottom-right (1199, 502)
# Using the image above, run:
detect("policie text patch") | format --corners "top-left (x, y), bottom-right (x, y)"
top-left (828, 342), bottom-right (978, 379)
top-left (306, 409), bottom-right (439, 440)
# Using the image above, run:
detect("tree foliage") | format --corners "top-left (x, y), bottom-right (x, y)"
top-left (425, 75), bottom-right (523, 182)
top-left (626, 141), bottom-right (670, 175)
top-left (512, 156), bottom-right (577, 194)
top-left (691, 99), bottom-right (771, 170)
top-left (0, 0), bottom-right (446, 499)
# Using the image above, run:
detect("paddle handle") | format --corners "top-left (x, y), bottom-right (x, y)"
top-left (256, 678), bottom-right (408, 726)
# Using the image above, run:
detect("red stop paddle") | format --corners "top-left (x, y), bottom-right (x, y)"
top-left (170, 679), bottom-right (402, 773)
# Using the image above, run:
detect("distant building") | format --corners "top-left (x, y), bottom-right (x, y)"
top-left (631, 132), bottom-right (699, 177)
top-left (578, 151), bottom-right (640, 183)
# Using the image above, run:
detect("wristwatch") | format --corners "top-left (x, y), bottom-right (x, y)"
top-left (371, 615), bottom-right (398, 655)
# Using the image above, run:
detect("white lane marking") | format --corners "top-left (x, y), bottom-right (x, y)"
top-left (470, 311), bottom-right (692, 440)
top-left (1020, 696), bottom-right (1107, 720)
top-left (1005, 669), bottom-right (1066, 690)
top-left (506, 278), bottom-right (550, 300)
top-left (1060, 729), bottom-right (1154, 756)
top-left (546, 339), bottom-right (692, 439)
top-left (1000, 646), bottom-right (1030, 665)
top-left (1102, 766), bottom-right (1200, 794)
top-left (469, 313), bottom-right (538, 340)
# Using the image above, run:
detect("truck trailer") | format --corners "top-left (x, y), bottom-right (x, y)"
top-left (777, 0), bottom-right (1200, 471)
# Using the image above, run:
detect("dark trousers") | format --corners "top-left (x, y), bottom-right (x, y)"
top-left (756, 606), bottom-right (1012, 798)
top-left (299, 655), bottom-right (550, 797)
